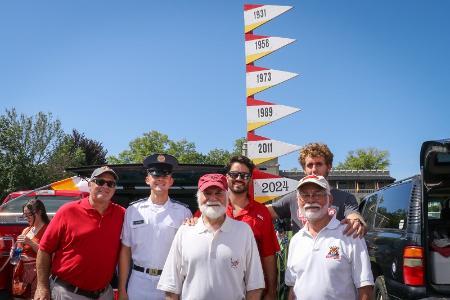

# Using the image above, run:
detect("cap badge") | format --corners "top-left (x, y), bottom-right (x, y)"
top-left (157, 155), bottom-right (166, 163)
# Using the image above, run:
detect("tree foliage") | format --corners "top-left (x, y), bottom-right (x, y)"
top-left (0, 109), bottom-right (108, 199)
top-left (0, 108), bottom-right (65, 198)
top-left (0, 108), bottom-right (244, 200)
top-left (66, 129), bottom-right (107, 165)
top-left (108, 130), bottom-right (245, 165)
top-left (335, 148), bottom-right (390, 170)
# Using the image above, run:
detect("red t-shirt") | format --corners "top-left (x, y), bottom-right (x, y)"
top-left (226, 200), bottom-right (280, 257)
top-left (39, 197), bottom-right (125, 291)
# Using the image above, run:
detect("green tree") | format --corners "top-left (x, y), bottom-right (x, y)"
top-left (0, 109), bottom-right (107, 199)
top-left (45, 129), bottom-right (107, 181)
top-left (335, 148), bottom-right (390, 170)
top-left (0, 108), bottom-right (65, 198)
top-left (203, 149), bottom-right (232, 165)
top-left (167, 139), bottom-right (204, 164)
top-left (108, 130), bottom-right (245, 165)
top-left (232, 137), bottom-right (246, 156)
top-left (108, 131), bottom-right (172, 164)
top-left (69, 129), bottom-right (108, 165)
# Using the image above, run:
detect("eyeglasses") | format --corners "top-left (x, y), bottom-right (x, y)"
top-left (22, 212), bottom-right (34, 218)
top-left (92, 178), bottom-right (116, 188)
top-left (227, 172), bottom-right (251, 180)
top-left (298, 192), bottom-right (328, 201)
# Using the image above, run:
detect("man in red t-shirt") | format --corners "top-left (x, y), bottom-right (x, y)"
top-left (225, 155), bottom-right (280, 300)
top-left (34, 166), bottom-right (125, 300)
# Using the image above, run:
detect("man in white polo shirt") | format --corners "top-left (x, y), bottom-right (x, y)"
top-left (285, 175), bottom-right (373, 300)
top-left (158, 173), bottom-right (265, 300)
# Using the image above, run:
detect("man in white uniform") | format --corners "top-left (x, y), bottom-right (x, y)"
top-left (118, 154), bottom-right (192, 300)
top-left (285, 175), bottom-right (374, 300)
top-left (158, 173), bottom-right (265, 300)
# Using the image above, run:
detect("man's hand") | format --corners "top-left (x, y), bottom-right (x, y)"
top-left (33, 286), bottom-right (51, 300)
top-left (183, 217), bottom-right (198, 226)
top-left (341, 214), bottom-right (367, 238)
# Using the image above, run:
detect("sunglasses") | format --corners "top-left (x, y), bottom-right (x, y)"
top-left (92, 178), bottom-right (116, 188)
top-left (227, 172), bottom-right (251, 180)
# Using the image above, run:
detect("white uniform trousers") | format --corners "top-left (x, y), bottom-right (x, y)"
top-left (127, 269), bottom-right (164, 300)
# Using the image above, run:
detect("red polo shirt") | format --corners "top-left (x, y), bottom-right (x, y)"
top-left (40, 197), bottom-right (125, 291)
top-left (226, 199), bottom-right (280, 257)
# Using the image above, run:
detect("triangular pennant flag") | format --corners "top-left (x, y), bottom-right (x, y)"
top-left (245, 34), bottom-right (295, 64)
top-left (247, 132), bottom-right (301, 165)
top-left (247, 97), bottom-right (300, 131)
top-left (250, 169), bottom-right (299, 203)
top-left (50, 176), bottom-right (89, 192)
top-left (244, 4), bottom-right (293, 33)
top-left (246, 65), bottom-right (298, 97)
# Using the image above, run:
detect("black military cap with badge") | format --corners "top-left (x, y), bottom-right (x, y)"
top-left (143, 154), bottom-right (178, 177)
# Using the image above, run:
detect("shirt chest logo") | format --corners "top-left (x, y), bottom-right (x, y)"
top-left (325, 246), bottom-right (340, 260)
top-left (230, 258), bottom-right (240, 269)
top-left (133, 220), bottom-right (144, 225)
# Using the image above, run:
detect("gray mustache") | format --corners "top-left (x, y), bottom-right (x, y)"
top-left (304, 204), bottom-right (321, 209)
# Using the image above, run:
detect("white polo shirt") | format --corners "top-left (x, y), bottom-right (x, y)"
top-left (285, 215), bottom-right (374, 300)
top-left (121, 197), bottom-right (192, 269)
top-left (157, 216), bottom-right (265, 300)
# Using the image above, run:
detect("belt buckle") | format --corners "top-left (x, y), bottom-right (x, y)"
top-left (148, 268), bottom-right (159, 276)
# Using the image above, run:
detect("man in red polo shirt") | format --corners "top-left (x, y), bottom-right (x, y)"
top-left (34, 166), bottom-right (125, 300)
top-left (225, 155), bottom-right (279, 300)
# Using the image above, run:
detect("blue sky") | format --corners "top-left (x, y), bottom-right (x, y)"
top-left (1, 0), bottom-right (449, 180)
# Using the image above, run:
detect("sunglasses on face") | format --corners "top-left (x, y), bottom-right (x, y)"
top-left (227, 172), bottom-right (251, 180)
top-left (92, 178), bottom-right (116, 188)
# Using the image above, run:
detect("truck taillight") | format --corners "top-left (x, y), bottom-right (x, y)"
top-left (403, 246), bottom-right (424, 286)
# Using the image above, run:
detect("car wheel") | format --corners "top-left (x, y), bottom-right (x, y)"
top-left (374, 276), bottom-right (389, 300)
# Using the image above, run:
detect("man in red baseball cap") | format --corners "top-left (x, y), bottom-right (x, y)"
top-left (158, 174), bottom-right (265, 300)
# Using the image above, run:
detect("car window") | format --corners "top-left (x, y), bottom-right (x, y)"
top-left (374, 182), bottom-right (412, 230)
top-left (361, 193), bottom-right (378, 229)
top-left (0, 196), bottom-right (80, 214)
top-left (428, 199), bottom-right (442, 219)
top-left (428, 196), bottom-right (450, 220)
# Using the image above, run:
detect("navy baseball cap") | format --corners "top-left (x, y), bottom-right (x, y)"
top-left (143, 154), bottom-right (178, 176)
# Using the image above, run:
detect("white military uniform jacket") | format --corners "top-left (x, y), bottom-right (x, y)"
top-left (121, 197), bottom-right (192, 300)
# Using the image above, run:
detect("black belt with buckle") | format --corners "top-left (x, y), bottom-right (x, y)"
top-left (132, 264), bottom-right (162, 276)
top-left (50, 275), bottom-right (106, 299)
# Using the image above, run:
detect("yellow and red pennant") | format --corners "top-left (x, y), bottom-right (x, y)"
top-left (245, 34), bottom-right (295, 64)
top-left (50, 176), bottom-right (89, 192)
top-left (247, 97), bottom-right (300, 131)
top-left (244, 4), bottom-right (293, 33)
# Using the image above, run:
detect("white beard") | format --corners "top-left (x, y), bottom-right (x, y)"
top-left (301, 202), bottom-right (329, 221)
top-left (200, 203), bottom-right (226, 220)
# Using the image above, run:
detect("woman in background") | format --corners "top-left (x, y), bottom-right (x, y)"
top-left (11, 199), bottom-right (50, 299)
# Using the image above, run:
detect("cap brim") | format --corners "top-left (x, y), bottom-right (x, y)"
top-left (91, 170), bottom-right (118, 181)
top-left (297, 180), bottom-right (328, 191)
top-left (199, 182), bottom-right (226, 192)
top-left (147, 169), bottom-right (172, 176)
